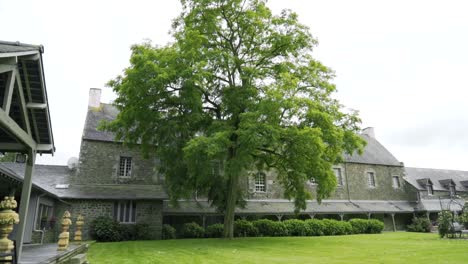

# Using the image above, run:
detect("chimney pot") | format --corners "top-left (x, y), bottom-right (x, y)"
top-left (88, 88), bottom-right (101, 108)
top-left (362, 127), bottom-right (375, 138)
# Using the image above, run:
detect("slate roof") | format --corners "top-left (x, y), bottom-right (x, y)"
top-left (82, 104), bottom-right (119, 142)
top-left (415, 199), bottom-right (464, 212)
top-left (163, 199), bottom-right (417, 215)
top-left (0, 41), bottom-right (42, 54)
top-left (83, 104), bottom-right (402, 166)
top-left (404, 167), bottom-right (468, 192)
top-left (0, 162), bottom-right (167, 200)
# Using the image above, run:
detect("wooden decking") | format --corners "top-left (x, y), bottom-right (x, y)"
top-left (20, 243), bottom-right (88, 264)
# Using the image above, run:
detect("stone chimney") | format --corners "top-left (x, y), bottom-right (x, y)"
top-left (88, 88), bottom-right (101, 108)
top-left (362, 127), bottom-right (375, 138)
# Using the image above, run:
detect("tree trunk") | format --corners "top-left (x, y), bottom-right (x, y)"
top-left (223, 171), bottom-right (238, 238)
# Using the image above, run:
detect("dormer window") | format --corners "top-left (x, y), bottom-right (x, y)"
top-left (119, 156), bottom-right (132, 178)
top-left (427, 184), bottom-right (434, 196)
top-left (449, 185), bottom-right (456, 197)
top-left (334, 168), bottom-right (343, 186)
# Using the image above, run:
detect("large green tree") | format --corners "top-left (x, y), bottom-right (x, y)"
top-left (103, 0), bottom-right (366, 238)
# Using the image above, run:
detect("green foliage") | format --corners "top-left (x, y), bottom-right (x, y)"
top-left (90, 216), bottom-right (122, 242)
top-left (103, 0), bottom-right (366, 237)
top-left (252, 219), bottom-right (288, 237)
top-left (162, 224), bottom-right (177, 240)
top-left (458, 205), bottom-right (468, 229)
top-left (234, 219), bottom-right (259, 237)
top-left (205, 223), bottom-right (224, 238)
top-left (348, 219), bottom-right (384, 234)
top-left (438, 210), bottom-right (454, 238)
top-left (0, 153), bottom-right (16, 162)
top-left (304, 219), bottom-right (325, 236)
top-left (119, 224), bottom-right (137, 241)
top-left (367, 219), bottom-right (385, 234)
top-left (180, 222), bottom-right (205, 238)
top-left (283, 219), bottom-right (309, 236)
top-left (407, 217), bottom-right (432, 233)
top-left (349, 219), bottom-right (368, 234)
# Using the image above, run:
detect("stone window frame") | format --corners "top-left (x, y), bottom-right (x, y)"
top-left (392, 175), bottom-right (401, 189)
top-left (254, 172), bottom-right (266, 193)
top-left (333, 166), bottom-right (344, 187)
top-left (366, 169), bottom-right (377, 188)
top-left (114, 200), bottom-right (137, 224)
top-left (449, 184), bottom-right (456, 197)
top-left (119, 156), bottom-right (133, 178)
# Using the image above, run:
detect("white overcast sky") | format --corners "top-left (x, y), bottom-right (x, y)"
top-left (1, 0), bottom-right (467, 170)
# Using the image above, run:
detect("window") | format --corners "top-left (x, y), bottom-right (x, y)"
top-left (392, 176), bottom-right (401, 188)
top-left (367, 172), bottom-right (376, 187)
top-left (449, 185), bottom-right (456, 197)
top-left (427, 184), bottom-right (434, 196)
top-left (334, 168), bottom-right (343, 186)
top-left (36, 204), bottom-right (53, 229)
top-left (119, 157), bottom-right (132, 177)
top-left (113, 201), bottom-right (136, 223)
top-left (254, 172), bottom-right (266, 192)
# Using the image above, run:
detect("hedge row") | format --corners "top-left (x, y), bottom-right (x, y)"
top-left (90, 216), bottom-right (158, 242)
top-left (163, 218), bottom-right (384, 239)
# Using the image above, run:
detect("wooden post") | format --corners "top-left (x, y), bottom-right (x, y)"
top-left (308, 214), bottom-right (315, 219)
top-left (201, 215), bottom-right (206, 229)
top-left (276, 215), bottom-right (283, 221)
top-left (339, 214), bottom-right (344, 221)
top-left (391, 213), bottom-right (396, 232)
top-left (367, 212), bottom-right (372, 220)
top-left (15, 149), bottom-right (35, 259)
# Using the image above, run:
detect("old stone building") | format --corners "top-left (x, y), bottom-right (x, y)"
top-left (1, 88), bottom-right (466, 242)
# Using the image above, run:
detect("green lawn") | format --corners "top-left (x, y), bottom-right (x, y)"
top-left (88, 232), bottom-right (468, 264)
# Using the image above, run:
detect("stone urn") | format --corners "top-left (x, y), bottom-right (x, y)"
top-left (0, 196), bottom-right (20, 263)
top-left (57, 211), bottom-right (72, 251)
top-left (73, 215), bottom-right (84, 244)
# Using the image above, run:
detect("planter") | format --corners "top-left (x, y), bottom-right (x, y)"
top-left (0, 197), bottom-right (20, 263)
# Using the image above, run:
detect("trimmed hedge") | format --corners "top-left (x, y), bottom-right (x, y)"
top-left (253, 219), bottom-right (288, 237)
top-left (162, 224), bottom-right (177, 240)
top-left (168, 218), bottom-right (384, 240)
top-left (234, 219), bottom-right (259, 237)
top-left (90, 216), bottom-right (122, 242)
top-left (180, 222), bottom-right (205, 238)
top-left (206, 223), bottom-right (224, 238)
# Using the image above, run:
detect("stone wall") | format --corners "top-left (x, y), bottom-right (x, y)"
top-left (74, 140), bottom-right (162, 185)
top-left (55, 199), bottom-right (163, 240)
top-left (246, 163), bottom-right (418, 201)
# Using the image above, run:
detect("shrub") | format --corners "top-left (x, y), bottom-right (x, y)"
top-left (119, 224), bottom-right (137, 241)
top-left (205, 223), bottom-right (224, 238)
top-left (284, 219), bottom-right (309, 236)
top-left (304, 219), bottom-right (325, 236)
top-left (349, 219), bottom-right (368, 234)
top-left (407, 217), bottom-right (432, 233)
top-left (367, 219), bottom-right (385, 234)
top-left (253, 219), bottom-right (288, 237)
top-left (438, 210), bottom-right (453, 238)
top-left (90, 216), bottom-right (121, 242)
top-left (234, 219), bottom-right (258, 237)
top-left (339, 221), bottom-right (354, 235)
top-left (162, 224), bottom-right (177, 240)
top-left (180, 222), bottom-right (205, 238)
top-left (321, 219), bottom-right (344, 236)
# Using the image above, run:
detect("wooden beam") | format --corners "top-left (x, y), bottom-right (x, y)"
top-left (15, 71), bottom-right (32, 136)
top-left (2, 70), bottom-right (15, 115)
top-left (0, 50), bottom-right (38, 58)
top-left (0, 108), bottom-right (36, 149)
top-left (0, 64), bottom-right (15, 74)
top-left (0, 143), bottom-right (52, 152)
top-left (20, 54), bottom-right (40, 61)
top-left (26, 103), bottom-right (47, 109)
top-left (15, 148), bottom-right (36, 260)
top-left (21, 61), bottom-right (40, 144)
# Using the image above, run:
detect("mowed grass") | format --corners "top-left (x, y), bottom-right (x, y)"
top-left (88, 232), bottom-right (468, 264)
